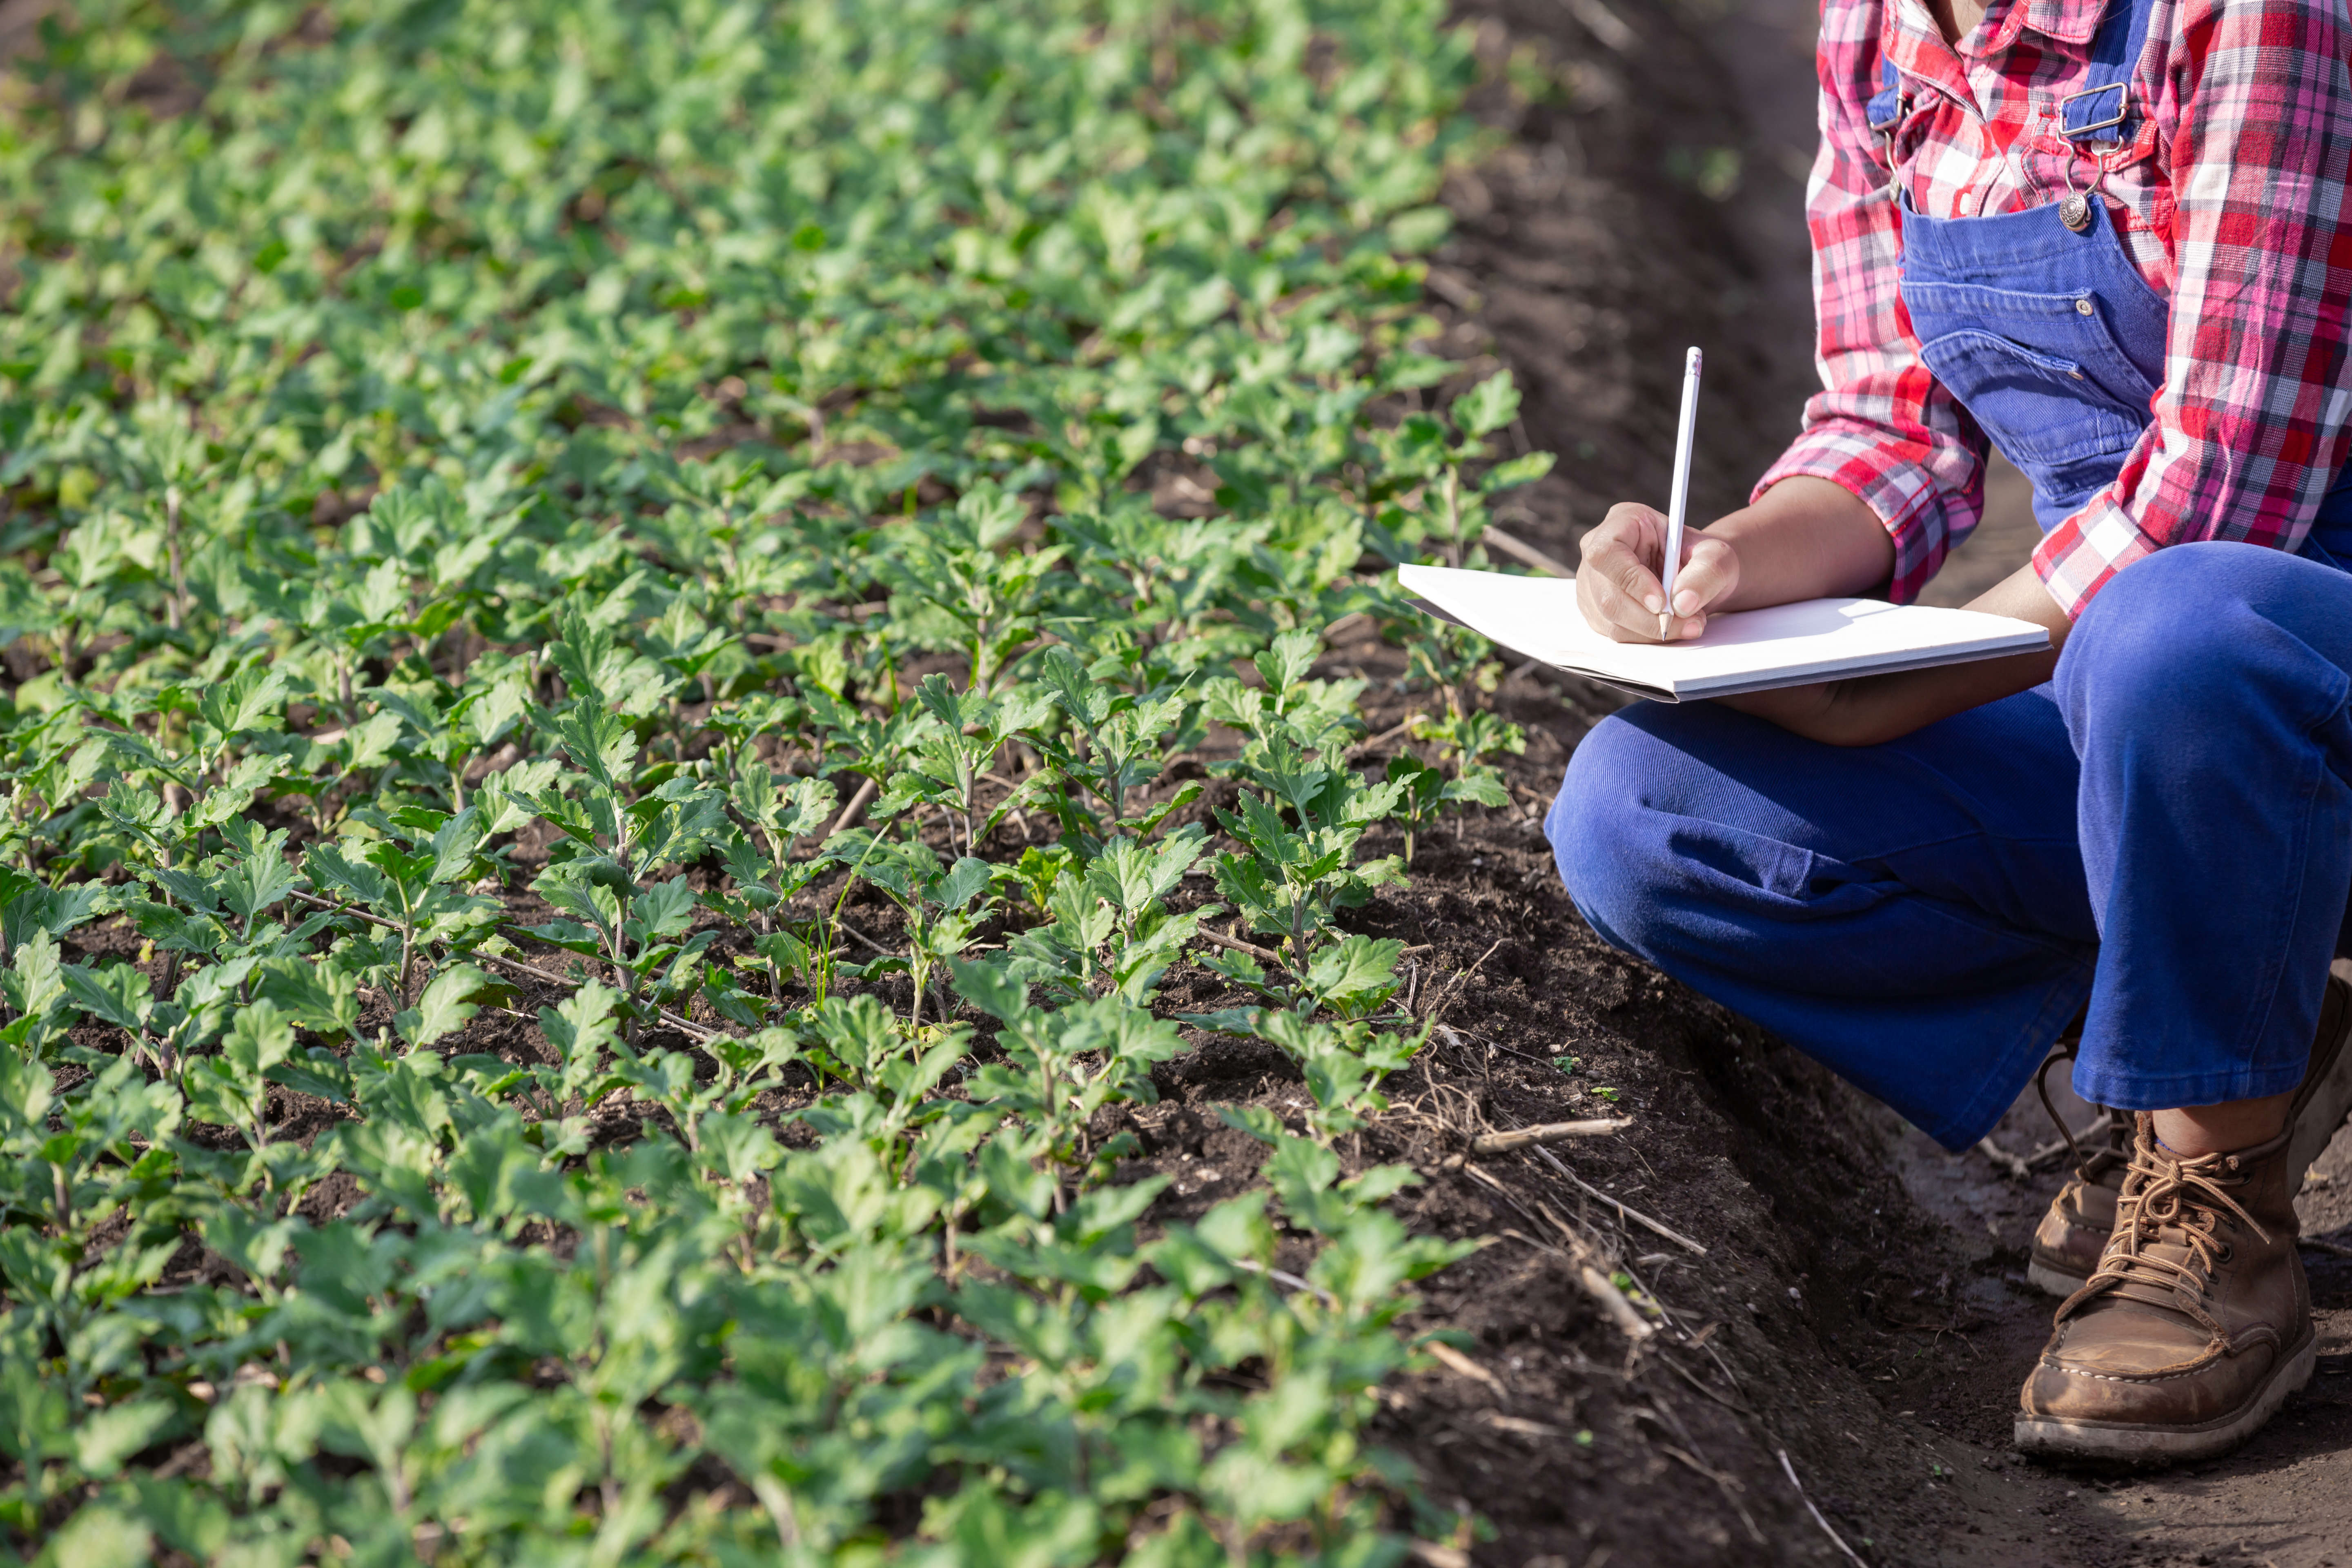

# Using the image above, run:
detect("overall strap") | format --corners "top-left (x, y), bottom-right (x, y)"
top-left (1868, 0), bottom-right (2156, 140)
top-left (2058, 0), bottom-right (2158, 141)
top-left (1868, 53), bottom-right (1907, 134)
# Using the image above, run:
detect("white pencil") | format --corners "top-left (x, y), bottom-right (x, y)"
top-left (1659, 346), bottom-right (1703, 641)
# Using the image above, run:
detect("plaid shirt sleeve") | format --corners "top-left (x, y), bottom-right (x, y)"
top-left (1752, 0), bottom-right (1987, 606)
top-left (2032, 0), bottom-right (2352, 616)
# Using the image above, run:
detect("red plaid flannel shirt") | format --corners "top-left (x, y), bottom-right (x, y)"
top-left (1759, 0), bottom-right (2352, 614)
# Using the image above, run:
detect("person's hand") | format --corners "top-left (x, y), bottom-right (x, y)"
top-left (1574, 502), bottom-right (1742, 642)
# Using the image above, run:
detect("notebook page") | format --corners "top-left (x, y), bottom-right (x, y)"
top-left (1397, 564), bottom-right (2049, 699)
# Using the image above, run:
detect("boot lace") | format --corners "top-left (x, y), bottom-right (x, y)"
top-left (2031, 1027), bottom-right (2121, 1176)
top-left (2086, 1141), bottom-right (2269, 1309)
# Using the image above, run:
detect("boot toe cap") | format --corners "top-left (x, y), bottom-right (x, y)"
top-left (2021, 1336), bottom-right (2272, 1428)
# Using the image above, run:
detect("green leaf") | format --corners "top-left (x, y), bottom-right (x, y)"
top-left (223, 1002), bottom-right (297, 1079)
top-left (934, 856), bottom-right (995, 913)
top-left (980, 1136), bottom-right (1056, 1221)
top-left (60, 963), bottom-right (152, 1036)
top-left (396, 963), bottom-right (492, 1049)
top-left (1443, 772), bottom-right (1509, 807)
top-left (1216, 1104), bottom-right (1289, 1147)
top-left (1037, 645), bottom-right (1110, 731)
top-left (267, 1048), bottom-right (355, 1106)
top-left (256, 957), bottom-right (361, 1037)
top-left (630, 875), bottom-right (697, 940)
top-left (1452, 369), bottom-right (1521, 437)
top-left (1480, 450), bottom-right (1555, 493)
top-left (948, 954), bottom-right (1029, 1024)
top-left (1387, 203), bottom-right (1452, 253)
top-left (198, 665), bottom-right (291, 738)
top-left (219, 840), bottom-right (297, 922)
top-left (1304, 934), bottom-right (1403, 1010)
top-left (36, 1505), bottom-right (152, 1568)
top-left (541, 982), bottom-right (623, 1077)
top-left (303, 842), bottom-right (390, 909)
top-left (72, 1400), bottom-right (174, 1478)
top-left (523, 918), bottom-right (603, 956)
top-left (1252, 627), bottom-right (1321, 700)
top-left (552, 702), bottom-right (638, 793)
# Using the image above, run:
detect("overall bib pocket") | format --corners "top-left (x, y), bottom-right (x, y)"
top-left (1902, 278), bottom-right (2161, 408)
top-left (1914, 327), bottom-right (2149, 465)
top-left (1904, 271), bottom-right (2164, 525)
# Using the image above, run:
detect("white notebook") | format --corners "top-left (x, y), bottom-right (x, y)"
top-left (1399, 563), bottom-right (2050, 702)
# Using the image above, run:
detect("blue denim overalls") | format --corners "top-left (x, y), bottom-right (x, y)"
top-left (1546, 0), bottom-right (2352, 1146)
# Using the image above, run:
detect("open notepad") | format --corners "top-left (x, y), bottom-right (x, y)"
top-left (1399, 563), bottom-right (2050, 702)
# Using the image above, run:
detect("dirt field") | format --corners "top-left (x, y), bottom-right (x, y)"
top-left (1399, 1), bottom-right (2352, 1563)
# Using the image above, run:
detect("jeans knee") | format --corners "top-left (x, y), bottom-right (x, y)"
top-left (2060, 543), bottom-right (2273, 725)
top-left (1548, 715), bottom-right (1670, 949)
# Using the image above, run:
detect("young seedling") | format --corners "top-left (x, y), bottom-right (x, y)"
top-left (825, 830), bottom-right (997, 1029)
top-left (1031, 645), bottom-right (1200, 853)
top-left (521, 702), bottom-right (728, 1038)
top-left (888, 672), bottom-right (1054, 857)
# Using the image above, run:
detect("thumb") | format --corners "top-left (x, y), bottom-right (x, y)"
top-left (1667, 533), bottom-right (1740, 618)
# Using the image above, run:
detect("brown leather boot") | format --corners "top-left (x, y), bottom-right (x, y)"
top-left (2016, 1116), bottom-right (2315, 1464)
top-left (2027, 1111), bottom-right (2129, 1296)
top-left (2026, 967), bottom-right (2352, 1298)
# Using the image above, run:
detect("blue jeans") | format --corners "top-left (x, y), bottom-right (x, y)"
top-left (1546, 542), bottom-right (2352, 1149)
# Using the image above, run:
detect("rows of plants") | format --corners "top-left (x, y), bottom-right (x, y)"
top-left (0, 1), bottom-right (1553, 1561)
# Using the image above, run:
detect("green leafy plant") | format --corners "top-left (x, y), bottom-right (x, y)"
top-left (524, 703), bottom-right (728, 1035)
top-left (0, 1), bottom-right (1553, 1559)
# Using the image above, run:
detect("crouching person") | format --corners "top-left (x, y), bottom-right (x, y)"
top-left (1546, 0), bottom-right (2352, 1464)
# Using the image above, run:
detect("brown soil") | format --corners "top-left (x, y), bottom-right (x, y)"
top-left (1368, 1), bottom-right (2352, 1564)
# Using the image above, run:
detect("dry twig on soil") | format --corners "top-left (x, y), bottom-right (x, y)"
top-left (1777, 1448), bottom-right (1868, 1567)
top-left (1234, 1257), bottom-right (1338, 1303)
top-left (1528, 1141), bottom-right (1708, 1256)
top-left (825, 775), bottom-right (879, 837)
top-left (1424, 1341), bottom-right (1505, 1394)
top-left (1348, 714), bottom-right (1423, 756)
top-left (1976, 1135), bottom-right (2035, 1182)
top-left (1465, 1118), bottom-right (1631, 1155)
top-left (833, 919), bottom-right (894, 957)
top-left (1199, 925), bottom-right (1285, 967)
top-left (1496, 1223), bottom-right (1655, 1344)
top-left (1482, 525), bottom-right (1577, 579)
top-left (1467, 1159), bottom-right (1656, 1345)
top-left (1438, 1116), bottom-right (1630, 1171)
top-left (1421, 940), bottom-right (1506, 1028)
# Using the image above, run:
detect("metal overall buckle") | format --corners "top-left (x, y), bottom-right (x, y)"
top-left (2056, 82), bottom-right (2129, 140)
top-left (2053, 84), bottom-right (2127, 232)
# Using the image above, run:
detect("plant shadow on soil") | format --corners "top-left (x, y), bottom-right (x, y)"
top-left (1370, 1), bottom-right (2352, 1563)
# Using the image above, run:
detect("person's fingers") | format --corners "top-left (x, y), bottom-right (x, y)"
top-left (1577, 502), bottom-right (1703, 641)
top-left (1659, 533), bottom-right (1741, 638)
top-left (1581, 503), bottom-right (1666, 581)
top-left (1577, 535), bottom-right (1670, 642)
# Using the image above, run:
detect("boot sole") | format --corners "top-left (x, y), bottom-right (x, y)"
top-left (2025, 1258), bottom-right (2089, 1299)
top-left (2012, 1333), bottom-right (2316, 1466)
